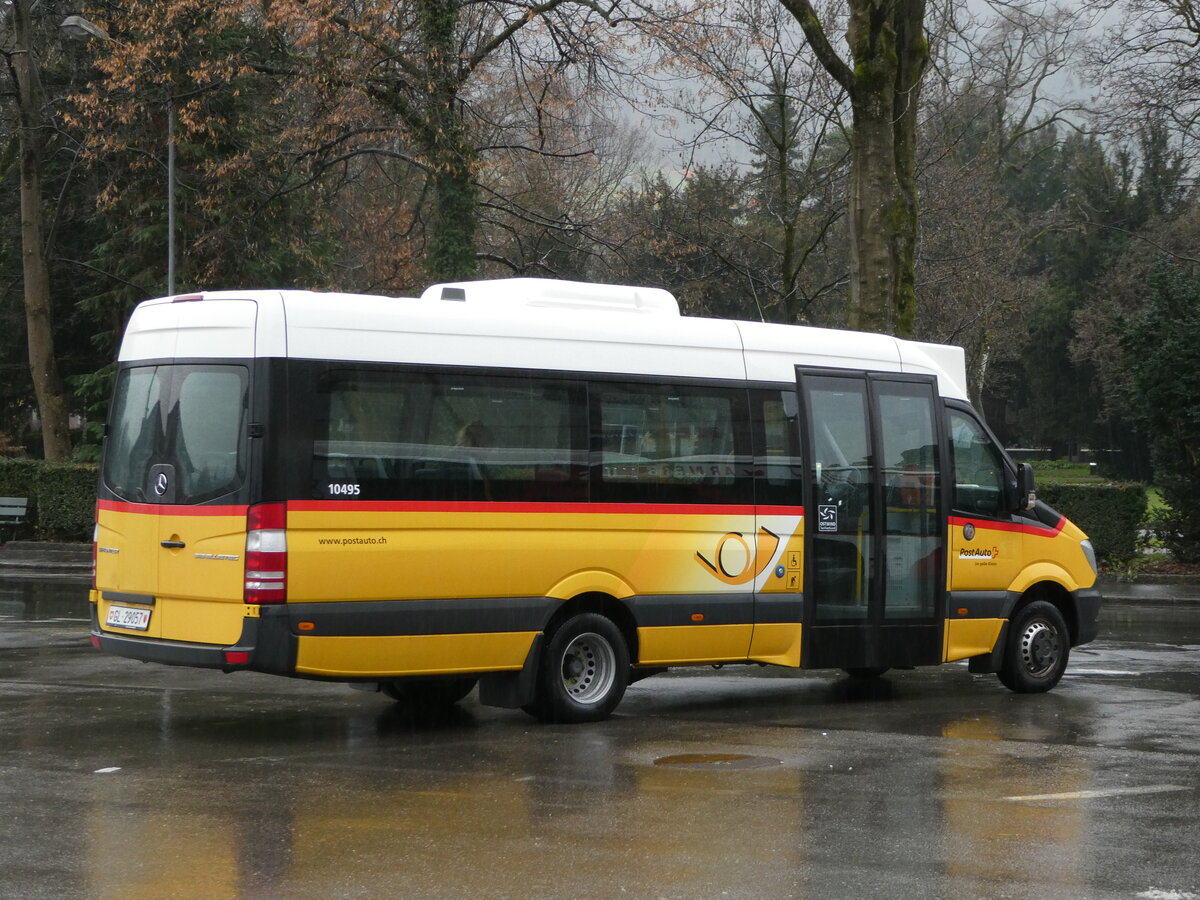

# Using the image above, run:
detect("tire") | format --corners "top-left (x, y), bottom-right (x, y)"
top-left (998, 600), bottom-right (1070, 693)
top-left (843, 666), bottom-right (890, 680)
top-left (382, 675), bottom-right (477, 707)
top-left (531, 613), bottom-right (629, 724)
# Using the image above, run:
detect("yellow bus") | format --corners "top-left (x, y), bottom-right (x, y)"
top-left (91, 279), bottom-right (1101, 723)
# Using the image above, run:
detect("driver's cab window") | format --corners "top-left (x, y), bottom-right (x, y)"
top-left (949, 409), bottom-right (1006, 516)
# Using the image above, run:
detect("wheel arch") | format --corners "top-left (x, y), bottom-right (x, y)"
top-left (1012, 580), bottom-right (1079, 646)
top-left (543, 592), bottom-right (639, 663)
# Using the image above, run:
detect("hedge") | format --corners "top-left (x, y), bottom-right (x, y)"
top-left (0, 459), bottom-right (98, 542)
top-left (1036, 482), bottom-right (1148, 566)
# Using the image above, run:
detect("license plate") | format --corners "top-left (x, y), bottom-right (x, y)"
top-left (106, 605), bottom-right (151, 632)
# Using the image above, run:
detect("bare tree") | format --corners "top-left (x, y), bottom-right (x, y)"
top-left (1087, 0), bottom-right (1200, 166)
top-left (929, 0), bottom-right (1093, 170)
top-left (916, 0), bottom-right (1096, 402)
top-left (642, 0), bottom-right (849, 324)
top-left (260, 0), bottom-right (628, 282)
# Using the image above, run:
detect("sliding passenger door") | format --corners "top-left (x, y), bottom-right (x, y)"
top-left (798, 370), bottom-right (946, 670)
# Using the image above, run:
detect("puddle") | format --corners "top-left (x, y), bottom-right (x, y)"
top-left (653, 753), bottom-right (781, 770)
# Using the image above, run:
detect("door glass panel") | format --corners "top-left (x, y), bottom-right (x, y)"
top-left (877, 382), bottom-right (941, 620)
top-left (807, 377), bottom-right (872, 622)
top-left (948, 410), bottom-right (1006, 516)
top-left (756, 391), bottom-right (804, 506)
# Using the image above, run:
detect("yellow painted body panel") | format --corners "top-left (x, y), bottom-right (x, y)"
top-left (285, 508), bottom-right (760, 602)
top-left (748, 622), bottom-right (802, 667)
top-left (637, 624), bottom-right (754, 665)
top-left (94, 509), bottom-right (159, 597)
top-left (547, 570), bottom-right (636, 602)
top-left (943, 618), bottom-right (1005, 663)
top-left (1015, 516), bottom-right (1096, 593)
top-left (294, 631), bottom-right (537, 677)
top-left (156, 511), bottom-right (246, 604)
top-left (95, 506), bottom-right (248, 644)
top-left (948, 515), bottom-right (1095, 596)
top-left (757, 531), bottom-right (805, 594)
top-left (95, 589), bottom-right (247, 644)
top-left (1010, 561), bottom-right (1082, 595)
top-left (95, 503), bottom-right (811, 677)
top-left (947, 523), bottom-right (1022, 592)
top-left (159, 597), bottom-right (246, 644)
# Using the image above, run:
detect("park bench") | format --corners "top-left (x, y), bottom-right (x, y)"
top-left (0, 497), bottom-right (29, 542)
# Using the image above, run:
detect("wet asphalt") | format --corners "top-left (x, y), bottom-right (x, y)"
top-left (0, 574), bottom-right (1197, 900)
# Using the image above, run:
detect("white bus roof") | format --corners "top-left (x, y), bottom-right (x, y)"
top-left (118, 281), bottom-right (969, 401)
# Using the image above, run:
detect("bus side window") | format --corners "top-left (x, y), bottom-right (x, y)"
top-left (948, 409), bottom-right (1006, 516)
top-left (313, 369), bottom-right (586, 502)
top-left (755, 390), bottom-right (803, 506)
top-left (591, 382), bottom-right (752, 505)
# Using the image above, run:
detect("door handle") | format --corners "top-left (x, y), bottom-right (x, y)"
top-left (160, 540), bottom-right (186, 549)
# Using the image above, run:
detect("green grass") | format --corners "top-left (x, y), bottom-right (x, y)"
top-left (1031, 460), bottom-right (1108, 484)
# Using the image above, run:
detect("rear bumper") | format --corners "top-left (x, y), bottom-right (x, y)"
top-left (90, 605), bottom-right (296, 673)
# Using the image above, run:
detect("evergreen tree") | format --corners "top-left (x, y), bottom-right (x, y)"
top-left (1123, 258), bottom-right (1200, 561)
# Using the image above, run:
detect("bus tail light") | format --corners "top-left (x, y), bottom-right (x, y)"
top-left (245, 502), bottom-right (287, 604)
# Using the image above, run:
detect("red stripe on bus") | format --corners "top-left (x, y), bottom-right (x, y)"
top-left (756, 506), bottom-right (806, 518)
top-left (98, 498), bottom-right (806, 519)
top-left (949, 515), bottom-right (1065, 538)
top-left (97, 499), bottom-right (248, 517)
top-left (287, 500), bottom-right (802, 517)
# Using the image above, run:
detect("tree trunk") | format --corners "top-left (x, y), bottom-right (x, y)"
top-left (425, 138), bottom-right (480, 282)
top-left (11, 0), bottom-right (72, 460)
top-left (417, 0), bottom-right (478, 283)
top-left (783, 0), bottom-right (928, 337)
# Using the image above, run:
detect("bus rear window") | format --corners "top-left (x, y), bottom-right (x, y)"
top-left (103, 364), bottom-right (248, 504)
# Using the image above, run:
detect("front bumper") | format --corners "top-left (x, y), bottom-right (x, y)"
top-left (1074, 587), bottom-right (1103, 645)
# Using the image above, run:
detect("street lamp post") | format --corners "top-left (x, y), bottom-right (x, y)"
top-left (60, 14), bottom-right (176, 296)
top-left (167, 99), bottom-right (175, 295)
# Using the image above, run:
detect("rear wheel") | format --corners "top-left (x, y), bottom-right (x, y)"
top-left (998, 600), bottom-right (1070, 693)
top-left (382, 675), bottom-right (477, 707)
top-left (531, 613), bottom-right (629, 724)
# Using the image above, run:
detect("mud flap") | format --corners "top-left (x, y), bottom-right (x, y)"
top-left (968, 621), bottom-right (1009, 674)
top-left (478, 634), bottom-right (544, 709)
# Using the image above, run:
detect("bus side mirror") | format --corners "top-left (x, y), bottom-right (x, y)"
top-left (1013, 463), bottom-right (1036, 511)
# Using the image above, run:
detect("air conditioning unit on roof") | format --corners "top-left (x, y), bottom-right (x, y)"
top-left (419, 278), bottom-right (680, 315)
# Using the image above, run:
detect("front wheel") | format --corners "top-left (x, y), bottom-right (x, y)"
top-left (532, 613), bottom-right (629, 724)
top-left (998, 600), bottom-right (1070, 693)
